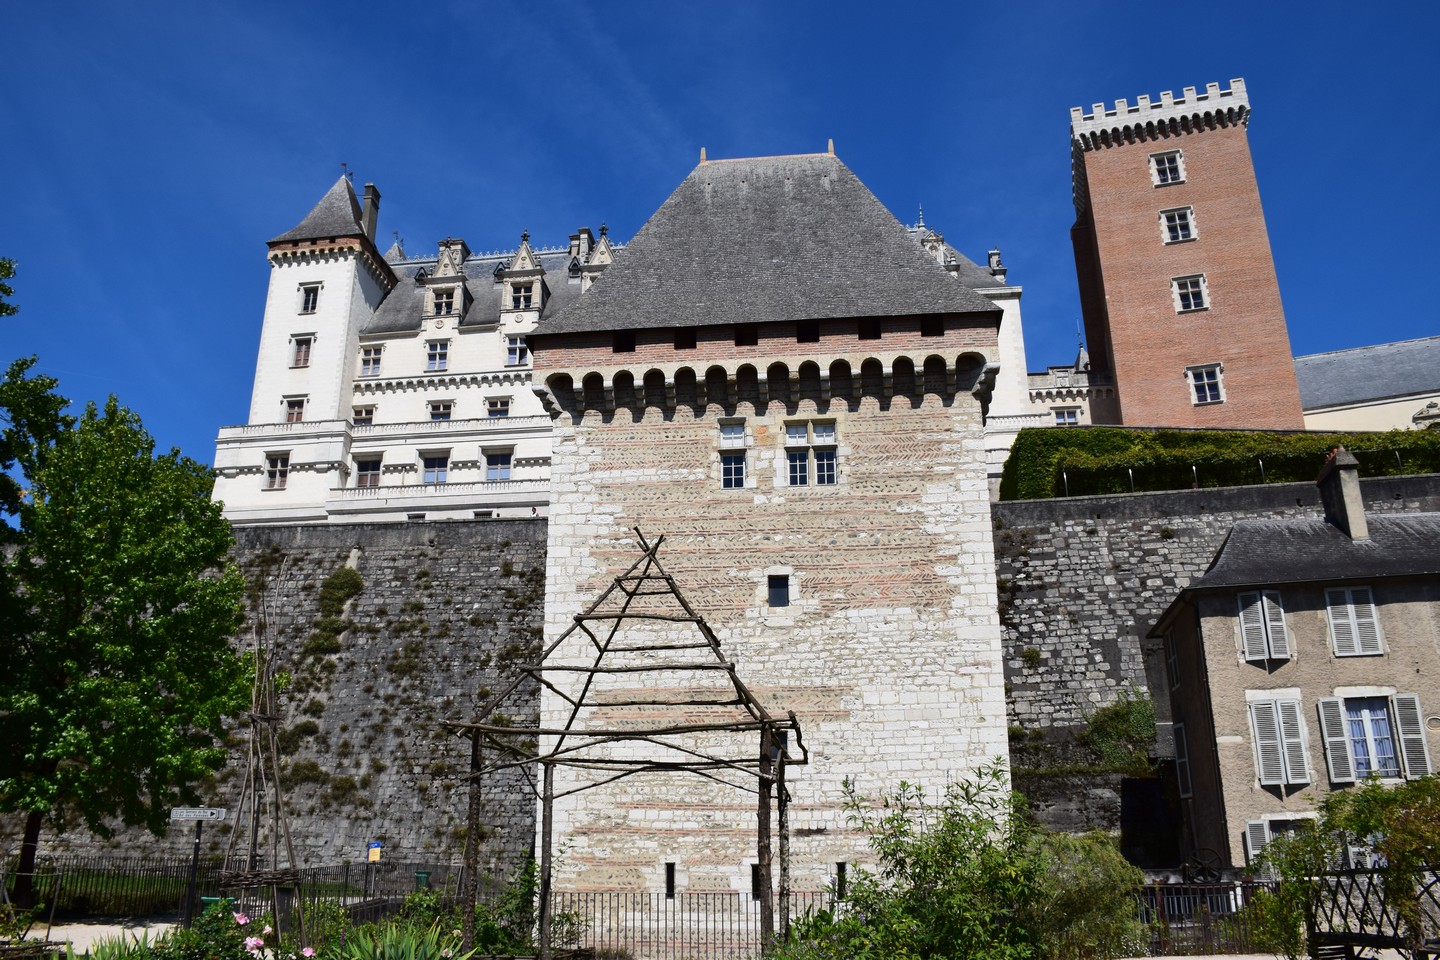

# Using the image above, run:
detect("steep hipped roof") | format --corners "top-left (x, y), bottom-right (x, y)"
top-left (534, 153), bottom-right (1001, 336)
top-left (1294, 336), bottom-right (1440, 410)
top-left (270, 176), bottom-right (365, 244)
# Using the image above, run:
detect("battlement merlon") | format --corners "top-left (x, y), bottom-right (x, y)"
top-left (1069, 79), bottom-right (1250, 151)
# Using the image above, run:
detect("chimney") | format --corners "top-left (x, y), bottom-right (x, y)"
top-left (988, 247), bottom-right (1007, 283)
top-left (362, 183), bottom-right (381, 242)
top-left (1317, 447), bottom-right (1369, 541)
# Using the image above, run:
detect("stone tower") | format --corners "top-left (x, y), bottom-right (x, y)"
top-left (530, 151), bottom-right (1011, 894)
top-left (1070, 79), bottom-right (1304, 428)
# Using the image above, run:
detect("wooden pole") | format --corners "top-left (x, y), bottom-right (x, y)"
top-left (778, 750), bottom-right (790, 943)
top-left (758, 730), bottom-right (774, 949)
top-left (538, 762), bottom-right (555, 960)
top-left (460, 731), bottom-right (482, 953)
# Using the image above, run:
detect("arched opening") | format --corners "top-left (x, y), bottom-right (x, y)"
top-left (736, 364), bottom-right (761, 411)
top-left (582, 372), bottom-right (607, 411)
top-left (922, 355), bottom-right (950, 400)
top-left (705, 366), bottom-right (731, 411)
top-left (767, 362), bottom-right (791, 409)
top-left (643, 369), bottom-right (667, 412)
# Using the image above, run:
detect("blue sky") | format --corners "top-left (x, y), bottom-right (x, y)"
top-left (3, 2), bottom-right (1436, 464)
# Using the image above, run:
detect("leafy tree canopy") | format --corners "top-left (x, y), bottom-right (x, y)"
top-left (0, 361), bottom-right (248, 897)
top-left (0, 258), bottom-right (16, 317)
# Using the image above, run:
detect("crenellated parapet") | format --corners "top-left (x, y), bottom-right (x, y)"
top-left (1070, 78), bottom-right (1250, 152)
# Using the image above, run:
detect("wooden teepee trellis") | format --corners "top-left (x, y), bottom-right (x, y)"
top-left (446, 529), bottom-right (808, 959)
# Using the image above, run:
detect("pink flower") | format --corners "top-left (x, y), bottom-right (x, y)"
top-left (263, 926), bottom-right (273, 936)
top-left (302, 949), bottom-right (315, 957)
top-left (234, 912), bottom-right (250, 926)
top-left (244, 936), bottom-right (265, 953)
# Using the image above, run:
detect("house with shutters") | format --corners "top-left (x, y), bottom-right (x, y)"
top-left (1150, 447), bottom-right (1440, 872)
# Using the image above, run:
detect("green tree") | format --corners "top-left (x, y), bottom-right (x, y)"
top-left (0, 258), bottom-right (17, 317)
top-left (0, 373), bottom-right (248, 905)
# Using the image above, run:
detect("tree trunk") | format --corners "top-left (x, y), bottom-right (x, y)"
top-left (12, 810), bottom-right (43, 908)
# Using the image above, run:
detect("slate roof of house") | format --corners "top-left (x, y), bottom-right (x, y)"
top-left (1294, 336), bottom-right (1440, 410)
top-left (532, 153), bottom-right (1001, 337)
top-left (270, 176), bottom-right (366, 244)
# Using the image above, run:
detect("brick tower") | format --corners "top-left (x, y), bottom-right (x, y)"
top-left (1070, 79), bottom-right (1304, 428)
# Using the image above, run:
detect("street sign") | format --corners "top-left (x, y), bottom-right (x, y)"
top-left (170, 807), bottom-right (227, 822)
top-left (368, 841), bottom-right (382, 863)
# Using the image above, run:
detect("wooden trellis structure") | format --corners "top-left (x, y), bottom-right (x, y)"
top-left (446, 529), bottom-right (808, 959)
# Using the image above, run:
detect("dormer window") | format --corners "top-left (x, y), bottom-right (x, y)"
top-left (434, 290), bottom-right (455, 316)
top-left (568, 257), bottom-right (581, 278)
top-left (493, 262), bottom-right (507, 283)
top-left (511, 282), bottom-right (534, 310)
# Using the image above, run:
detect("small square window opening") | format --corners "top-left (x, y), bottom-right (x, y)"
top-left (285, 398), bottom-right (306, 423)
top-left (429, 401), bottom-right (452, 421)
top-left (768, 575), bottom-right (790, 608)
top-left (487, 397), bottom-right (511, 418)
top-left (265, 454), bottom-right (289, 490)
top-left (1162, 207), bottom-right (1195, 243)
top-left (352, 405), bottom-right (375, 426)
top-left (674, 329), bottom-right (697, 350)
top-left (1151, 150), bottom-right (1185, 186)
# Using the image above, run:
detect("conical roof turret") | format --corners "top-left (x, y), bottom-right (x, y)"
top-left (269, 176), bottom-right (365, 244)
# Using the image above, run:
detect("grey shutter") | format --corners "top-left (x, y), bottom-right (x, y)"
top-left (1352, 587), bottom-right (1382, 655)
top-left (1278, 699), bottom-right (1309, 784)
top-left (1174, 722), bottom-right (1193, 798)
top-left (1245, 820), bottom-right (1271, 867)
top-left (1318, 697), bottom-right (1356, 783)
top-left (1262, 590), bottom-right (1291, 659)
top-left (1327, 588), bottom-right (1358, 656)
top-left (1393, 694), bottom-right (1431, 778)
top-left (1250, 700), bottom-right (1285, 786)
top-left (1238, 592), bottom-right (1269, 661)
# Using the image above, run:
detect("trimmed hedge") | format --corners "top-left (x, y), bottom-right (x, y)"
top-left (998, 426), bottom-right (1440, 501)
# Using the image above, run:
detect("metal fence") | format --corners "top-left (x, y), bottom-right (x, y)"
top-left (1137, 881), bottom-right (1276, 956)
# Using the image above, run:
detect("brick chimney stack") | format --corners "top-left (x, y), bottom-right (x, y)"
top-left (1317, 447), bottom-right (1369, 541)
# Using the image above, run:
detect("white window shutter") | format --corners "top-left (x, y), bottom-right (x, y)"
top-left (1327, 588), bottom-right (1358, 656)
top-left (1245, 820), bottom-right (1271, 866)
top-left (1352, 587), bottom-right (1382, 655)
top-left (1261, 590), bottom-right (1291, 659)
top-left (1278, 699), bottom-right (1309, 784)
top-left (1393, 694), bottom-right (1431, 778)
top-left (1318, 697), bottom-right (1356, 783)
top-left (1238, 592), bottom-right (1269, 661)
top-left (1250, 700), bottom-right (1286, 786)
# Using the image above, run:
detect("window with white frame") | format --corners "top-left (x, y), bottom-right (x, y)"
top-left (355, 456), bottom-right (381, 488)
top-left (1249, 697), bottom-right (1309, 786)
top-left (265, 454), bottom-right (289, 490)
top-left (292, 336), bottom-right (313, 368)
top-left (300, 283), bottom-right (321, 314)
top-left (1173, 721), bottom-right (1193, 798)
top-left (1326, 587), bottom-right (1382, 656)
top-left (1150, 150), bottom-right (1185, 186)
top-left (429, 401), bottom-right (452, 421)
top-left (422, 454), bottom-right (449, 485)
top-left (1054, 407), bottom-right (1079, 427)
top-left (1317, 694), bottom-right (1431, 782)
top-left (720, 421), bottom-right (747, 489)
top-left (1172, 274), bottom-right (1209, 312)
top-left (1186, 364), bottom-right (1224, 405)
top-left (506, 336), bottom-right (528, 366)
top-left (284, 397), bottom-right (306, 423)
top-left (352, 405), bottom-right (374, 426)
top-left (510, 282), bottom-right (533, 310)
top-left (433, 289), bottom-right (455, 316)
top-left (1237, 590), bottom-right (1291, 661)
top-left (487, 397), bottom-right (511, 418)
top-left (1161, 207), bottom-right (1196, 243)
top-left (426, 340), bottom-right (449, 372)
top-left (360, 346), bottom-right (383, 377)
top-left (485, 450), bottom-right (512, 481)
top-left (784, 421), bottom-right (838, 487)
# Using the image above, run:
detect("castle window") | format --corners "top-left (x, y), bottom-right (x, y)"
top-left (784, 421), bottom-right (838, 487)
top-left (511, 282), bottom-right (534, 310)
top-left (265, 454), bottom-right (289, 490)
top-left (1185, 363), bottom-right (1224, 405)
top-left (506, 336), bottom-right (529, 367)
top-left (291, 336), bottom-right (313, 368)
top-left (299, 283), bottom-right (321, 314)
top-left (355, 456), bottom-right (381, 488)
top-left (360, 346), bottom-right (383, 378)
top-left (613, 330), bottom-right (636, 353)
top-left (284, 397), bottom-right (306, 423)
top-left (664, 863), bottom-right (676, 900)
top-left (1326, 587), bottom-right (1381, 656)
top-left (1161, 207), bottom-right (1195, 243)
top-left (429, 401), bottom-right (452, 421)
top-left (422, 454), bottom-right (449, 485)
top-left (920, 317), bottom-right (944, 338)
top-left (735, 324), bottom-right (758, 347)
top-left (858, 318), bottom-right (882, 341)
top-left (720, 421), bottom-right (748, 489)
top-left (1172, 274), bottom-right (1208, 312)
top-left (768, 575), bottom-right (790, 608)
top-left (674, 328), bottom-right (697, 350)
top-left (1150, 150), bottom-right (1185, 186)
top-left (1248, 697), bottom-right (1309, 786)
top-left (434, 289), bottom-right (455, 316)
top-left (487, 397), bottom-right (511, 418)
top-left (797, 320), bottom-right (820, 343)
top-left (1238, 590), bottom-right (1291, 661)
top-left (427, 341), bottom-right (449, 372)
top-left (485, 450), bottom-right (513, 481)
top-left (352, 405), bottom-right (375, 426)
top-left (1054, 408), bottom-right (1079, 427)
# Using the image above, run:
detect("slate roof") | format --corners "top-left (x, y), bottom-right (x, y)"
top-left (533, 154), bottom-right (1001, 337)
top-left (363, 249), bottom-right (586, 336)
top-left (1294, 336), bottom-right (1440, 410)
top-left (270, 176), bottom-right (366, 244)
